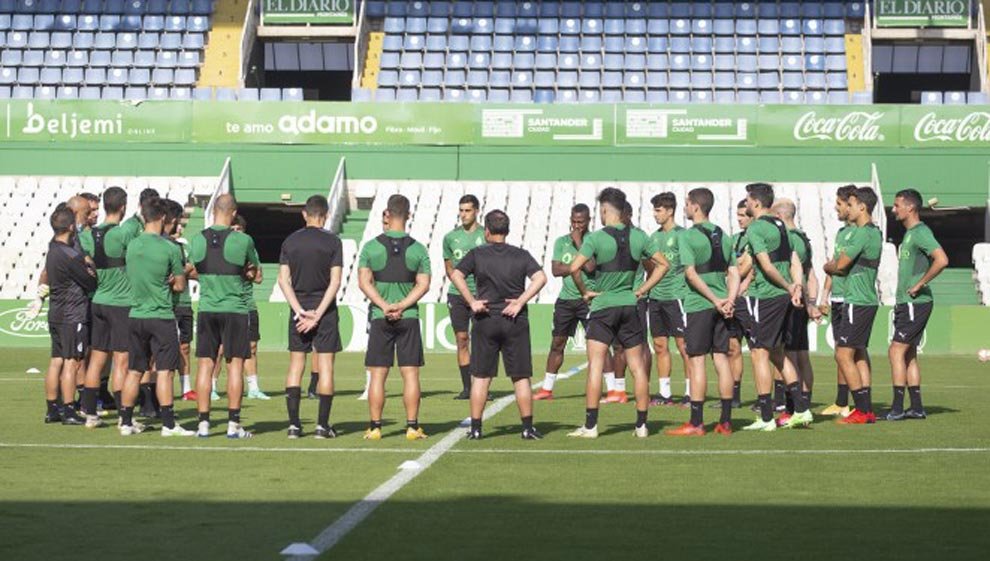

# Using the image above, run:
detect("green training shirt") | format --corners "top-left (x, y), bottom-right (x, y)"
top-left (170, 239), bottom-right (193, 309)
top-left (788, 227), bottom-right (812, 284)
top-left (841, 223), bottom-right (882, 306)
top-left (359, 230), bottom-right (431, 320)
top-left (745, 217), bottom-right (792, 300)
top-left (830, 224), bottom-right (855, 301)
top-left (648, 225), bottom-right (690, 302)
top-left (188, 225), bottom-right (260, 314)
top-left (578, 224), bottom-right (652, 313)
top-left (126, 233), bottom-right (184, 320)
top-left (552, 232), bottom-right (592, 301)
top-left (679, 221), bottom-right (733, 314)
top-left (442, 224), bottom-right (485, 296)
top-left (90, 218), bottom-right (141, 307)
top-left (896, 222), bottom-right (941, 304)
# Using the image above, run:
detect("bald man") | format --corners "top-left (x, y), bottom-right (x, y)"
top-left (188, 194), bottom-right (262, 439)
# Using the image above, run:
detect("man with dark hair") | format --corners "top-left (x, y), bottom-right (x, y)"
top-left (742, 182), bottom-right (813, 430)
top-left (277, 194), bottom-right (344, 439)
top-left (443, 194), bottom-right (486, 400)
top-left (231, 215), bottom-right (270, 401)
top-left (450, 209), bottom-right (548, 439)
top-left (883, 189), bottom-right (947, 420)
top-left (665, 188), bottom-right (739, 435)
top-left (162, 200), bottom-right (197, 402)
top-left (189, 194), bottom-right (262, 439)
top-left (44, 206), bottom-right (97, 425)
top-left (79, 192), bottom-right (100, 229)
top-left (566, 188), bottom-right (669, 438)
top-left (608, 200), bottom-right (650, 403)
top-left (825, 187), bottom-right (883, 424)
top-left (646, 192), bottom-right (692, 408)
top-left (120, 198), bottom-right (190, 436)
top-left (358, 194), bottom-right (431, 441)
top-left (536, 203), bottom-right (595, 400)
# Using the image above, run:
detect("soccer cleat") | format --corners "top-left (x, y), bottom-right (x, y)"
top-left (405, 427), bottom-right (428, 441)
top-left (837, 410), bottom-right (874, 424)
top-left (363, 427), bottom-right (382, 440)
top-left (246, 389), bottom-right (271, 400)
top-left (782, 410), bottom-right (813, 429)
top-left (453, 389), bottom-right (470, 400)
top-left (466, 428), bottom-right (483, 440)
top-left (84, 415), bottom-right (104, 429)
top-left (678, 395), bottom-right (691, 407)
top-left (139, 407), bottom-right (160, 419)
top-left (315, 426), bottom-right (338, 439)
top-left (209, 391), bottom-right (220, 402)
top-left (307, 389), bottom-right (318, 399)
top-left (119, 423), bottom-right (145, 436)
top-left (749, 402), bottom-right (762, 413)
top-left (486, 393), bottom-right (494, 402)
top-left (664, 422), bottom-right (706, 437)
top-left (877, 410), bottom-right (906, 422)
top-left (567, 425), bottom-right (599, 439)
top-left (732, 398), bottom-right (743, 409)
top-left (775, 412), bottom-right (792, 427)
top-left (650, 394), bottom-right (676, 407)
top-left (161, 425), bottom-right (195, 437)
top-left (820, 403), bottom-right (846, 416)
top-left (633, 424), bottom-right (649, 438)
top-left (521, 427), bottom-right (543, 440)
top-left (713, 422), bottom-right (733, 435)
top-left (601, 390), bottom-right (629, 404)
top-left (903, 409), bottom-right (927, 420)
top-left (356, 391), bottom-right (369, 401)
top-left (226, 424), bottom-right (253, 439)
top-left (196, 421), bottom-right (210, 438)
top-left (61, 411), bottom-right (85, 426)
top-left (181, 391), bottom-right (197, 401)
top-left (44, 410), bottom-right (62, 424)
top-left (742, 418), bottom-right (777, 432)
top-left (287, 426), bottom-right (302, 439)
top-left (865, 411), bottom-right (877, 423)
top-left (533, 389), bottom-right (554, 401)
top-left (773, 403), bottom-right (787, 413)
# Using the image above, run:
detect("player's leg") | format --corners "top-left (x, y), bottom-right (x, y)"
top-left (210, 346), bottom-right (223, 401)
top-left (834, 346), bottom-right (872, 423)
top-left (568, 338), bottom-right (608, 438)
top-left (60, 357), bottom-right (84, 424)
top-left (886, 341), bottom-right (910, 419)
top-left (454, 330), bottom-right (471, 399)
top-left (314, 352), bottom-right (337, 437)
top-left (307, 352), bottom-right (319, 399)
top-left (619, 306), bottom-right (651, 435)
top-left (539, 300), bottom-right (580, 400)
top-left (194, 312), bottom-right (221, 436)
top-left (537, 335), bottom-right (568, 400)
top-left (904, 345), bottom-right (926, 418)
top-left (855, 349), bottom-right (872, 388)
top-left (727, 336), bottom-right (744, 406)
top-left (504, 317), bottom-right (538, 439)
top-left (83, 349), bottom-right (109, 416)
top-left (44, 356), bottom-right (64, 423)
top-left (674, 336), bottom-right (692, 405)
top-left (365, 366), bottom-right (389, 439)
top-left (467, 375), bottom-right (493, 439)
top-left (822, 301), bottom-right (851, 415)
top-left (153, 321), bottom-right (192, 436)
top-left (668, 309), bottom-right (714, 435)
top-left (651, 335), bottom-right (675, 404)
top-left (607, 342), bottom-right (625, 401)
top-left (138, 369), bottom-right (159, 418)
top-left (398, 318), bottom-right (426, 439)
top-left (120, 321), bottom-right (150, 435)
top-left (179, 340), bottom-right (194, 400)
top-left (363, 319), bottom-right (393, 440)
top-left (245, 310), bottom-right (269, 400)
top-left (712, 350), bottom-right (735, 434)
top-left (284, 351), bottom-right (308, 438)
top-left (111, 350), bottom-right (130, 414)
top-left (398, 366), bottom-right (422, 430)
top-left (512, 376), bottom-right (539, 439)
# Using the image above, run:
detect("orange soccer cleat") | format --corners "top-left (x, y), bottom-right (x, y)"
top-left (664, 422), bottom-right (706, 437)
top-left (533, 389), bottom-right (554, 401)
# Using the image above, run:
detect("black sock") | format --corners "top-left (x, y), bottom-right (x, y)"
top-left (150, 384), bottom-right (161, 410)
top-left (370, 419), bottom-right (383, 430)
top-left (720, 399), bottom-right (733, 424)
top-left (689, 401), bottom-right (703, 427)
top-left (285, 386), bottom-right (301, 427)
top-left (852, 388), bottom-right (872, 413)
top-left (757, 393), bottom-right (773, 422)
top-left (786, 382), bottom-right (807, 413)
top-left (585, 408), bottom-right (599, 429)
top-left (836, 384), bottom-right (850, 407)
top-left (318, 394), bottom-right (334, 427)
top-left (521, 415), bottom-right (533, 430)
top-left (773, 380), bottom-right (786, 406)
top-left (785, 393), bottom-right (795, 414)
top-left (636, 409), bottom-right (648, 428)
top-left (407, 418), bottom-right (419, 430)
top-left (307, 372), bottom-right (318, 394)
top-left (81, 388), bottom-right (97, 416)
top-left (61, 403), bottom-right (77, 418)
top-left (459, 364), bottom-right (471, 392)
top-left (732, 382), bottom-right (741, 402)
top-left (228, 408), bottom-right (240, 424)
top-left (802, 390), bottom-right (812, 407)
top-left (46, 399), bottom-right (58, 415)
top-left (908, 385), bottom-right (923, 411)
top-left (470, 418), bottom-right (481, 432)
top-left (139, 383), bottom-right (154, 408)
top-left (198, 411), bottom-right (210, 423)
top-left (74, 384), bottom-right (84, 408)
top-left (891, 385), bottom-right (906, 414)
top-left (863, 386), bottom-right (873, 413)
top-left (161, 405), bottom-right (175, 429)
top-left (113, 390), bottom-right (122, 409)
top-left (121, 406), bottom-right (134, 427)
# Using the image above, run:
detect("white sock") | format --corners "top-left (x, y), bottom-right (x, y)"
top-left (684, 378), bottom-right (691, 396)
top-left (364, 371), bottom-right (371, 391)
top-left (247, 375), bottom-right (260, 392)
top-left (604, 372), bottom-right (616, 392)
top-left (659, 377), bottom-right (672, 398)
top-left (211, 379), bottom-right (217, 393)
top-left (615, 377), bottom-right (626, 392)
top-left (180, 375), bottom-right (191, 393)
top-left (543, 373), bottom-right (557, 391)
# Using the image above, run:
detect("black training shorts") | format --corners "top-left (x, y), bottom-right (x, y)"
top-left (50, 321), bottom-right (89, 359)
top-left (447, 294), bottom-right (472, 334)
top-left (685, 309), bottom-right (730, 356)
top-left (128, 317), bottom-right (181, 372)
top-left (729, 296), bottom-right (751, 340)
top-left (745, 295), bottom-right (792, 350)
top-left (90, 303), bottom-right (130, 353)
top-left (551, 298), bottom-right (588, 338)
top-left (175, 306), bottom-right (193, 344)
top-left (829, 300), bottom-right (846, 341)
top-left (470, 311), bottom-right (533, 378)
top-left (892, 302), bottom-right (933, 347)
top-left (248, 309), bottom-right (261, 342)
top-left (586, 305), bottom-right (644, 349)
top-left (365, 318), bottom-right (424, 368)
top-left (196, 311), bottom-right (251, 360)
top-left (288, 306), bottom-right (343, 354)
top-left (648, 298), bottom-right (686, 339)
top-left (833, 303), bottom-right (878, 349)
top-left (784, 306), bottom-right (810, 352)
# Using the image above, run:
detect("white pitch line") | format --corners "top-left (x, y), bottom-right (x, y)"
top-left (0, 442), bottom-right (416, 454)
top-left (282, 362), bottom-right (588, 561)
top-left (448, 447), bottom-right (990, 456)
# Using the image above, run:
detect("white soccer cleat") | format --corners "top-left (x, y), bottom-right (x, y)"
top-left (567, 425), bottom-right (599, 439)
top-left (357, 390), bottom-right (369, 401)
top-left (226, 423), bottom-right (253, 439)
top-left (196, 420), bottom-right (210, 438)
top-left (742, 418), bottom-right (777, 432)
top-left (634, 424), bottom-right (649, 438)
top-left (161, 424), bottom-right (195, 437)
top-left (84, 415), bottom-right (104, 429)
top-left (119, 423), bottom-right (145, 436)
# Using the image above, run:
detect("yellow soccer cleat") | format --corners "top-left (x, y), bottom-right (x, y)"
top-left (820, 403), bottom-right (844, 416)
top-left (363, 427), bottom-right (382, 440)
top-left (406, 427), bottom-right (428, 441)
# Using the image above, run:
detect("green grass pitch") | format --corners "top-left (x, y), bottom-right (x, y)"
top-left (1, 350), bottom-right (988, 561)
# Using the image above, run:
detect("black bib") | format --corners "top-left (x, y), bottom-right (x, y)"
top-left (91, 223), bottom-right (124, 269)
top-left (759, 215), bottom-right (793, 264)
top-left (597, 226), bottom-right (638, 273)
top-left (694, 224), bottom-right (729, 275)
top-left (791, 229), bottom-right (813, 273)
top-left (372, 234), bottom-right (417, 283)
top-left (195, 228), bottom-right (242, 276)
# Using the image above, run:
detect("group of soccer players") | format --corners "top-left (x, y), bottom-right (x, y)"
top-left (40, 180), bottom-right (946, 440)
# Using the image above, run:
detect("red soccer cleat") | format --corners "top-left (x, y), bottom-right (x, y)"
top-left (534, 389), bottom-right (554, 401)
top-left (664, 422), bottom-right (706, 436)
top-left (837, 409), bottom-right (875, 424)
top-left (713, 422), bottom-right (733, 435)
top-left (601, 390), bottom-right (629, 404)
top-left (182, 390), bottom-right (197, 401)
top-left (775, 412), bottom-right (792, 427)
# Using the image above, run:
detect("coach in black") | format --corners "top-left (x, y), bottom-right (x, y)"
top-left (449, 210), bottom-right (547, 440)
top-left (277, 195), bottom-right (344, 439)
top-left (45, 206), bottom-right (97, 425)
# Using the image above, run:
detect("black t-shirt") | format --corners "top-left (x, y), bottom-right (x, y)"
top-left (456, 243), bottom-right (541, 313)
top-left (278, 226), bottom-right (344, 308)
top-left (46, 238), bottom-right (97, 323)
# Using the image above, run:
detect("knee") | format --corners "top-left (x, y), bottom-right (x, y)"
top-left (455, 333), bottom-right (470, 350)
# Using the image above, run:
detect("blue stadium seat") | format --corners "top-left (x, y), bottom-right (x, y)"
top-left (736, 36), bottom-right (756, 53)
top-left (692, 54), bottom-right (712, 71)
top-left (515, 35), bottom-right (536, 51)
top-left (400, 51), bottom-right (422, 68)
top-left (626, 35), bottom-right (646, 53)
top-left (807, 91), bottom-right (827, 104)
top-left (406, 17), bottom-right (427, 34)
top-left (136, 31), bottom-right (158, 49)
top-left (713, 19), bottom-right (734, 35)
top-left (803, 19), bottom-right (823, 36)
top-left (0, 49), bottom-right (20, 66)
top-left (283, 88), bottom-right (304, 101)
top-left (187, 16), bottom-right (208, 33)
top-left (34, 85), bottom-right (56, 99)
top-left (691, 72), bottom-right (712, 89)
top-left (669, 71), bottom-right (690, 88)
top-left (173, 68), bottom-right (195, 86)
top-left (17, 67), bottom-right (40, 84)
top-left (758, 72), bottom-right (779, 89)
top-left (465, 70), bottom-right (487, 87)
top-left (423, 51), bottom-right (444, 69)
top-left (534, 89), bottom-right (554, 103)
top-left (58, 85), bottom-right (79, 99)
top-left (106, 67), bottom-right (127, 85)
top-left (847, 2), bottom-right (865, 18)
top-left (62, 66), bottom-right (83, 84)
top-left (692, 19), bottom-right (711, 35)
top-left (781, 37), bottom-right (803, 53)
top-left (825, 55), bottom-right (845, 71)
top-left (805, 37), bottom-right (825, 54)
top-left (420, 87), bottom-right (441, 101)
top-left (601, 89), bottom-right (621, 103)
top-left (428, 16), bottom-right (449, 34)
top-left (422, 70), bottom-right (442, 87)
top-left (351, 87), bottom-right (372, 102)
top-left (20, 49), bottom-right (43, 66)
top-left (54, 15), bottom-right (75, 31)
top-left (670, 18), bottom-right (690, 35)
top-left (491, 52), bottom-right (512, 70)
top-left (646, 90), bottom-right (668, 103)
top-left (669, 90), bottom-right (689, 103)
top-left (78, 86), bottom-right (100, 99)
top-left (807, 72), bottom-right (827, 89)
top-left (647, 53), bottom-right (668, 71)
top-left (737, 72), bottom-right (758, 89)
top-left (111, 49), bottom-right (133, 66)
top-left (758, 36), bottom-right (779, 53)
top-left (714, 54), bottom-right (734, 71)
top-left (38, 67), bottom-right (61, 84)
top-left (382, 35), bottom-right (402, 51)
top-left (782, 55), bottom-right (802, 71)
top-left (159, 32), bottom-right (181, 50)
top-left (714, 90), bottom-right (735, 103)
top-left (825, 37), bottom-right (845, 54)
top-left (624, 71), bottom-right (646, 89)
top-left (738, 90), bottom-right (760, 104)
top-left (782, 72), bottom-right (803, 89)
top-left (513, 52), bottom-right (535, 69)
top-left (534, 70), bottom-right (554, 88)
top-left (824, 2), bottom-right (845, 18)
top-left (826, 72), bottom-right (847, 89)
top-left (84, 67), bottom-right (106, 84)
top-left (714, 72), bottom-right (734, 89)
top-left (557, 70), bottom-right (577, 88)
top-left (509, 88), bottom-right (532, 103)
top-left (124, 86), bottom-right (147, 100)
top-left (968, 92), bottom-right (989, 104)
top-left (535, 35), bottom-right (556, 52)
top-left (44, 49), bottom-right (66, 66)
top-left (669, 36), bottom-right (691, 53)
top-left (558, 52), bottom-right (578, 69)
top-left (758, 55), bottom-right (780, 71)
top-left (0, 67), bottom-right (17, 86)
top-left (646, 72), bottom-right (667, 89)
top-left (760, 91), bottom-right (782, 103)
top-left (670, 54), bottom-right (689, 70)
top-left (493, 35), bottom-right (514, 52)
top-left (735, 19), bottom-right (757, 36)
top-left (691, 91), bottom-right (712, 104)
top-left (757, 19), bottom-right (779, 36)
top-left (444, 70), bottom-right (465, 87)
top-left (784, 91), bottom-right (806, 104)
top-left (536, 53), bottom-right (556, 69)
top-left (403, 34), bottom-right (424, 50)
top-left (578, 71), bottom-right (600, 89)
top-left (647, 18), bottom-right (668, 35)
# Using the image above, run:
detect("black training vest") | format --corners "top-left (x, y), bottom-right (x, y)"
top-left (791, 229), bottom-right (813, 273)
top-left (759, 215), bottom-right (792, 264)
top-left (597, 226), bottom-right (638, 273)
top-left (850, 224), bottom-right (881, 272)
top-left (91, 223), bottom-right (124, 269)
top-left (372, 234), bottom-right (417, 283)
top-left (694, 224), bottom-right (729, 275)
top-left (195, 228), bottom-right (242, 276)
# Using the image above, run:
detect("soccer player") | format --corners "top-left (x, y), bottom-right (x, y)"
top-left (884, 189), bottom-right (947, 420)
top-left (450, 210), bottom-right (548, 439)
top-left (443, 195), bottom-right (486, 400)
top-left (357, 194), bottom-right (431, 441)
top-left (277, 195), bottom-right (344, 439)
top-left (665, 188), bottom-right (740, 435)
top-left (773, 198), bottom-right (822, 424)
top-left (79, 192), bottom-right (100, 229)
top-left (824, 187), bottom-right (883, 424)
top-left (724, 200), bottom-right (752, 409)
top-left (645, 193), bottom-right (693, 408)
top-left (741, 183), bottom-right (813, 431)
top-left (232, 215), bottom-right (270, 400)
top-left (566, 188), bottom-right (669, 439)
top-left (819, 185), bottom-right (859, 417)
top-left (44, 206), bottom-right (97, 425)
top-left (189, 194), bottom-right (261, 439)
top-left (536, 203), bottom-right (594, 401)
top-left (120, 198), bottom-right (191, 436)
top-left (163, 200), bottom-right (197, 402)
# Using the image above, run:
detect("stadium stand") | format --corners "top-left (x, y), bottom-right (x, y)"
top-left (0, 174), bottom-right (217, 299)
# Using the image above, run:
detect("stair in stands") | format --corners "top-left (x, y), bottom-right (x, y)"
top-left (930, 269), bottom-right (979, 305)
top-left (844, 33), bottom-right (865, 92)
top-left (339, 209), bottom-right (370, 242)
top-left (198, 0), bottom-right (247, 88)
top-left (361, 32), bottom-right (385, 89)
